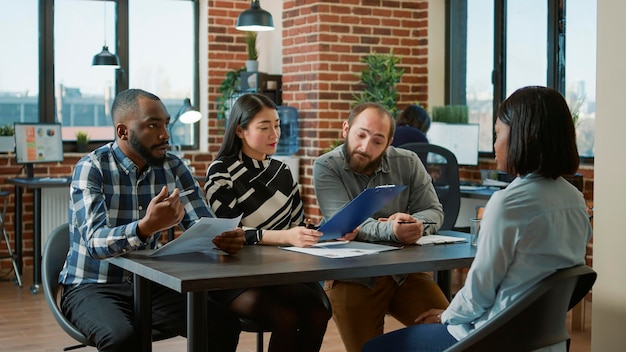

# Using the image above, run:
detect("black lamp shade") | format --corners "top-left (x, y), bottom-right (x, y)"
top-left (92, 45), bottom-right (120, 67)
top-left (236, 0), bottom-right (274, 31)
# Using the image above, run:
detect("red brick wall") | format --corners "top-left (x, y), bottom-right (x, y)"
top-left (214, 0), bottom-right (432, 221)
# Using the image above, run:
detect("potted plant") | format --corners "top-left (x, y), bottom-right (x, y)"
top-left (0, 123), bottom-right (14, 153)
top-left (245, 31), bottom-right (259, 72)
top-left (431, 105), bottom-right (469, 124)
top-left (216, 67), bottom-right (245, 130)
top-left (352, 50), bottom-right (404, 119)
top-left (76, 130), bottom-right (89, 153)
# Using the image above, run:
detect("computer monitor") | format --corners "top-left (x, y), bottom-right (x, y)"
top-left (14, 122), bottom-right (64, 178)
top-left (426, 122), bottom-right (480, 166)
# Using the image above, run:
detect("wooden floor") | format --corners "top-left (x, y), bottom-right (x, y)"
top-left (0, 270), bottom-right (591, 352)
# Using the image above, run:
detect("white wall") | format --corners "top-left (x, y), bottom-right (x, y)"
top-left (258, 1), bottom-right (283, 75)
top-left (428, 0), bottom-right (446, 108)
top-left (592, 1), bottom-right (626, 350)
top-left (199, 0), bottom-right (208, 151)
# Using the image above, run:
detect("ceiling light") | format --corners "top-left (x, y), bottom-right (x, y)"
top-left (236, 0), bottom-right (275, 32)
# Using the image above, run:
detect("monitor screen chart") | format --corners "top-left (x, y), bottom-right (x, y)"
top-left (14, 123), bottom-right (64, 177)
top-left (426, 122), bottom-right (480, 166)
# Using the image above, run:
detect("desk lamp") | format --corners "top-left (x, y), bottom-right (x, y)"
top-left (175, 98), bottom-right (202, 124)
top-left (169, 98), bottom-right (201, 154)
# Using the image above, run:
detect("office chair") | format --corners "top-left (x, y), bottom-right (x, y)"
top-left (398, 143), bottom-right (460, 230)
top-left (239, 282), bottom-right (332, 352)
top-left (443, 265), bottom-right (597, 352)
top-left (42, 223), bottom-right (176, 351)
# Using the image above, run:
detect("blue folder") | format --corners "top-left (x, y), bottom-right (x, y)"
top-left (318, 185), bottom-right (408, 241)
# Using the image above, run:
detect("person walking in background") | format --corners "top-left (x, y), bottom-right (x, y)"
top-left (313, 102), bottom-right (449, 352)
top-left (391, 104), bottom-right (431, 147)
top-left (59, 88), bottom-right (245, 352)
top-left (362, 86), bottom-right (592, 352)
top-left (205, 93), bottom-right (332, 352)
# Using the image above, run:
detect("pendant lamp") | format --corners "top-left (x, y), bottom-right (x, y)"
top-left (236, 0), bottom-right (275, 32)
top-left (92, 1), bottom-right (120, 67)
top-left (93, 45), bottom-right (120, 66)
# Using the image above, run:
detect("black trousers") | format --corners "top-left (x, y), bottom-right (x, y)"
top-left (62, 282), bottom-right (241, 352)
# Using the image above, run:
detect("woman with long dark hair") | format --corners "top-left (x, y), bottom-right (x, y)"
top-left (205, 93), bottom-right (331, 352)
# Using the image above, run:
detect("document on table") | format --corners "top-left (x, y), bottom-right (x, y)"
top-left (150, 215), bottom-right (242, 258)
top-left (281, 241), bottom-right (401, 258)
top-left (416, 234), bottom-right (467, 246)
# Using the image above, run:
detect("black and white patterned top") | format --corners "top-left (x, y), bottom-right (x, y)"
top-left (205, 151), bottom-right (304, 244)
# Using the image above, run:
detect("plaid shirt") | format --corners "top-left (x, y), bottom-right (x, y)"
top-left (59, 142), bottom-right (212, 285)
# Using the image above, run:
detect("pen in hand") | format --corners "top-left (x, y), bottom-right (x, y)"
top-left (178, 189), bottom-right (195, 197)
top-left (165, 188), bottom-right (195, 200)
top-left (397, 221), bottom-right (437, 225)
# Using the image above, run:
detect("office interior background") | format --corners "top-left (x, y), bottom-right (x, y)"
top-left (0, 1), bottom-right (623, 350)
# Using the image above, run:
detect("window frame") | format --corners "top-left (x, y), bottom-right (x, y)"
top-left (446, 0), bottom-right (594, 163)
top-left (38, 0), bottom-right (200, 150)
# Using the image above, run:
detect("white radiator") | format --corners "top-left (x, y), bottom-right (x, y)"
top-left (41, 188), bottom-right (70, 247)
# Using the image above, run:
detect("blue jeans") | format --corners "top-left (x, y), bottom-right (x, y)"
top-left (361, 323), bottom-right (458, 352)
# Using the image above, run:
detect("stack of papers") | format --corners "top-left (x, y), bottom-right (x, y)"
top-left (482, 178), bottom-right (510, 187)
top-left (282, 241), bottom-right (401, 258)
top-left (150, 215), bottom-right (242, 257)
top-left (416, 234), bottom-right (466, 246)
top-left (460, 185), bottom-right (487, 191)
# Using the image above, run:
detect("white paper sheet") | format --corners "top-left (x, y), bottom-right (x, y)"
top-left (416, 234), bottom-right (467, 246)
top-left (150, 215), bottom-right (242, 258)
top-left (281, 241), bottom-right (401, 258)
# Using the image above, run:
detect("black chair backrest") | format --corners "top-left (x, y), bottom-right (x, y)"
top-left (398, 142), bottom-right (460, 230)
top-left (42, 223), bottom-right (92, 346)
top-left (444, 265), bottom-right (597, 352)
top-left (43, 223), bottom-right (176, 349)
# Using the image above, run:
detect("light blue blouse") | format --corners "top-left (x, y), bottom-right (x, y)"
top-left (442, 173), bottom-right (592, 348)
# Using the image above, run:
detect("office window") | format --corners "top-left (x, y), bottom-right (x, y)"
top-left (129, 0), bottom-right (197, 148)
top-left (0, 0), bottom-right (199, 148)
top-left (55, 0), bottom-right (117, 141)
top-left (0, 0), bottom-right (39, 125)
top-left (565, 2), bottom-right (596, 158)
top-left (505, 0), bottom-right (547, 95)
top-left (466, 0), bottom-right (495, 154)
top-left (449, 0), bottom-right (596, 159)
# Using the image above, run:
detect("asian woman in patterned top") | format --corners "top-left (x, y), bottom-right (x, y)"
top-left (205, 93), bottom-right (331, 352)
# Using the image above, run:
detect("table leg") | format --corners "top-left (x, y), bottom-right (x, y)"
top-left (134, 274), bottom-right (153, 352)
top-left (188, 291), bottom-right (208, 352)
top-left (436, 270), bottom-right (452, 300)
top-left (13, 185), bottom-right (22, 276)
top-left (30, 188), bottom-right (41, 294)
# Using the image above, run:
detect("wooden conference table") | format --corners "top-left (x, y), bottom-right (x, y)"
top-left (109, 231), bottom-right (476, 352)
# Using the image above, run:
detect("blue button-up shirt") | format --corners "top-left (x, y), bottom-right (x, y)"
top-left (442, 173), bottom-right (592, 348)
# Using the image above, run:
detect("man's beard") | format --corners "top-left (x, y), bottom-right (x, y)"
top-left (129, 132), bottom-right (167, 167)
top-left (344, 139), bottom-right (384, 175)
